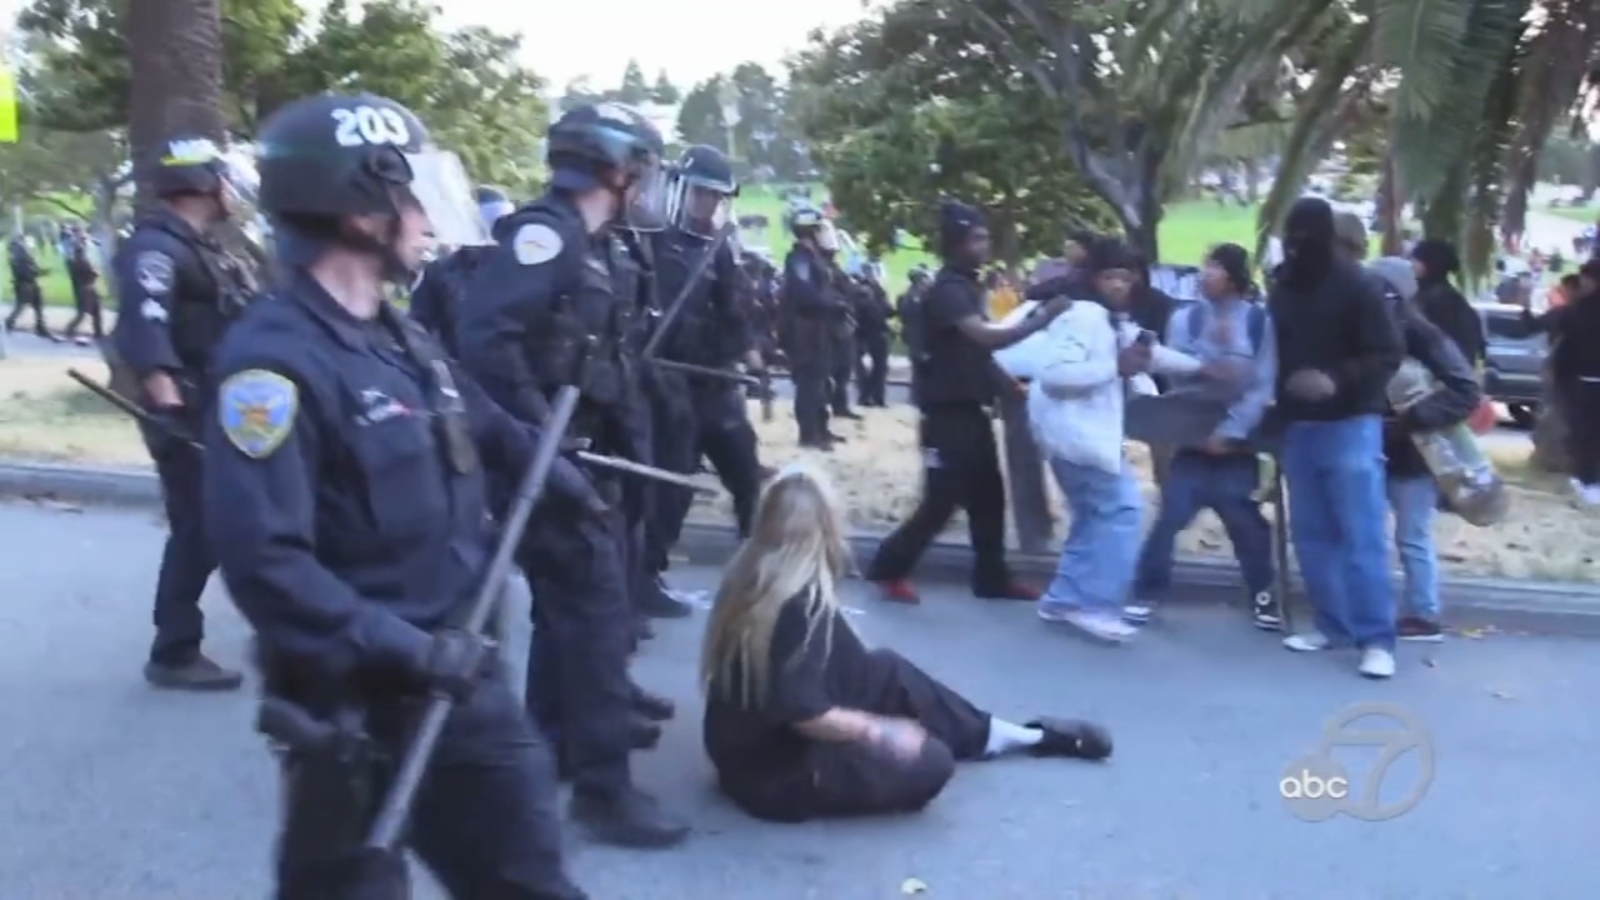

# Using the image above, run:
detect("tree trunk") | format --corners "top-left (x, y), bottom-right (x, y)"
top-left (1377, 150), bottom-right (1403, 257)
top-left (127, 0), bottom-right (227, 214)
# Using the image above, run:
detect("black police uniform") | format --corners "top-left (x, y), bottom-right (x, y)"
top-left (826, 258), bottom-right (860, 418)
top-left (783, 241), bottom-right (843, 447)
top-left (649, 224), bottom-right (764, 541)
top-left (5, 237), bottom-right (50, 337)
top-left (455, 190), bottom-right (686, 845)
top-left (64, 236), bottom-right (105, 341)
top-left (866, 264), bottom-right (1015, 595)
top-left (410, 245), bottom-right (494, 357)
top-left (853, 273), bottom-right (895, 407)
top-left (113, 206), bottom-right (253, 683)
top-left (206, 277), bottom-right (588, 900)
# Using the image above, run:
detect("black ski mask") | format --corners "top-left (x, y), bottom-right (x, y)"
top-left (1281, 197), bottom-right (1335, 287)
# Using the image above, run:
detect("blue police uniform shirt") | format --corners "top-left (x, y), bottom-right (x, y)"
top-left (203, 271), bottom-right (560, 680)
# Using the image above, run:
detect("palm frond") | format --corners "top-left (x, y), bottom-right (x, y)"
top-left (1373, 0), bottom-right (1475, 121)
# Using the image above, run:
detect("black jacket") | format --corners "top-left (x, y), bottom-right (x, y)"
top-left (1413, 279), bottom-right (1485, 367)
top-left (1268, 259), bottom-right (1405, 422)
top-left (1384, 298), bottom-right (1483, 478)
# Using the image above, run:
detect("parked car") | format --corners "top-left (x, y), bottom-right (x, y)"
top-left (1477, 302), bottom-right (1547, 428)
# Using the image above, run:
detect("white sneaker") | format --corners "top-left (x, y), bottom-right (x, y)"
top-left (1044, 607), bottom-right (1136, 643)
top-left (1283, 631), bottom-right (1330, 652)
top-left (1122, 604), bottom-right (1154, 625)
top-left (1358, 647), bottom-right (1396, 679)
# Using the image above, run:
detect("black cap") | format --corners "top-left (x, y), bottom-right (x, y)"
top-left (938, 199), bottom-right (985, 258)
top-left (1206, 242), bottom-right (1253, 293)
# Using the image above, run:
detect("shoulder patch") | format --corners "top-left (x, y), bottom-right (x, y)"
top-left (513, 223), bottom-right (563, 266)
top-left (218, 369), bottom-right (299, 459)
top-left (135, 251), bottom-right (175, 295)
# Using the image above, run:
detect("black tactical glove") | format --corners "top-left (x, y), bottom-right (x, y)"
top-left (552, 455), bottom-right (610, 517)
top-left (416, 628), bottom-right (496, 700)
top-left (147, 404), bottom-right (199, 450)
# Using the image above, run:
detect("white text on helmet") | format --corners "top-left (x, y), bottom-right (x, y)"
top-left (331, 106), bottom-right (412, 147)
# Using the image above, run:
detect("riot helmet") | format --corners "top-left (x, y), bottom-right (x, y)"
top-left (256, 92), bottom-right (486, 281)
top-left (475, 185), bottom-right (515, 234)
top-left (546, 103), bottom-right (669, 231)
top-left (788, 204), bottom-right (823, 239)
top-left (146, 135), bottom-right (259, 226)
top-left (666, 144), bottom-right (737, 239)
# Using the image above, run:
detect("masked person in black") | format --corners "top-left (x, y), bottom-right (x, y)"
top-left (5, 234), bottom-right (55, 340)
top-left (853, 258), bottom-right (895, 407)
top-left (1409, 238), bottom-right (1486, 369)
top-left (866, 200), bottom-right (1069, 604)
top-left (783, 205), bottom-right (848, 449)
top-left (409, 185), bottom-right (515, 356)
top-left (112, 136), bottom-right (260, 691)
top-left (454, 102), bottom-right (690, 848)
top-left (206, 91), bottom-right (589, 900)
top-left (647, 144), bottom-right (766, 557)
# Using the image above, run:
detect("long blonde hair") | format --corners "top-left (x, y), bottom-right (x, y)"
top-left (700, 463), bottom-right (853, 708)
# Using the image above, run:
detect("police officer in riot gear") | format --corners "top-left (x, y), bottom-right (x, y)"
top-left (853, 258), bottom-right (895, 407)
top-left (824, 244), bottom-right (862, 421)
top-left (455, 102), bottom-right (691, 848)
top-left (782, 205), bottom-right (847, 449)
top-left (648, 144), bottom-right (766, 567)
top-left (410, 185), bottom-right (515, 355)
top-left (5, 234), bottom-right (55, 340)
top-left (112, 136), bottom-right (260, 691)
top-left (206, 91), bottom-right (591, 900)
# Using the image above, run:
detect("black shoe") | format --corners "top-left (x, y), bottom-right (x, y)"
top-left (570, 786), bottom-right (690, 849)
top-left (631, 716), bottom-right (663, 750)
top-left (1026, 717), bottom-right (1113, 760)
top-left (825, 431), bottom-right (847, 442)
top-left (1251, 591), bottom-right (1284, 632)
top-left (143, 654), bottom-right (243, 692)
top-left (638, 579), bottom-right (693, 619)
top-left (634, 617), bottom-right (655, 642)
top-left (834, 410), bottom-right (863, 420)
top-left (632, 686), bottom-right (676, 721)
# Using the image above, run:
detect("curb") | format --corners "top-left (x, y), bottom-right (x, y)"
top-left (5, 460), bottom-right (1599, 634)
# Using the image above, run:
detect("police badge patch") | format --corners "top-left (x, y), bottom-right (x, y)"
top-left (513, 223), bottom-right (562, 266)
top-left (135, 251), bottom-right (175, 295)
top-left (218, 369), bottom-right (299, 459)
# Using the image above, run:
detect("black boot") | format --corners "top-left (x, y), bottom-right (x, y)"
top-left (143, 652), bottom-right (243, 692)
top-left (570, 785), bottom-right (690, 849)
top-left (1027, 718), bottom-right (1113, 760)
top-left (638, 576), bottom-right (693, 619)
top-left (634, 616), bottom-right (655, 642)
top-left (631, 685), bottom-right (676, 721)
top-left (555, 716), bottom-right (664, 781)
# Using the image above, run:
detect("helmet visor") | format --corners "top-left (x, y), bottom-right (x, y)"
top-left (403, 149), bottom-right (493, 248)
top-left (625, 153), bottom-right (670, 231)
top-left (817, 220), bottom-right (841, 253)
top-left (667, 175), bottom-right (734, 239)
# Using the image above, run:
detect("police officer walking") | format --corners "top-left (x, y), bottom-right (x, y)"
top-left (204, 92), bottom-right (592, 899)
top-left (648, 144), bottom-right (767, 549)
top-left (825, 249), bottom-right (862, 421)
top-left (866, 201), bottom-right (1069, 604)
top-left (6, 233), bottom-right (56, 340)
top-left (454, 102), bottom-right (690, 848)
top-left (410, 185), bottom-right (516, 356)
top-left (112, 136), bottom-right (259, 690)
top-left (782, 205), bottom-right (847, 449)
top-left (853, 258), bottom-right (895, 407)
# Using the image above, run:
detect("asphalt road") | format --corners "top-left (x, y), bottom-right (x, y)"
top-left (0, 500), bottom-right (1594, 899)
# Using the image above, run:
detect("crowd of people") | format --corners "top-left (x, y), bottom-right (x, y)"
top-left (12, 80), bottom-right (1600, 896)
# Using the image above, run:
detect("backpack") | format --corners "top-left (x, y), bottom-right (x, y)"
top-left (1185, 300), bottom-right (1267, 355)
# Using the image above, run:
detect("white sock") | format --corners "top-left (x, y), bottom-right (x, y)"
top-left (984, 717), bottom-right (1044, 757)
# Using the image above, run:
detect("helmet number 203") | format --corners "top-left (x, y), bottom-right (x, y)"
top-left (331, 106), bottom-right (412, 148)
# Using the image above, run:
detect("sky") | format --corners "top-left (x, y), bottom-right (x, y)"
top-left (438, 0), bottom-right (882, 91)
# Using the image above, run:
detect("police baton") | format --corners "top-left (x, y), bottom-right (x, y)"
top-left (365, 384), bottom-right (582, 852)
top-left (648, 356), bottom-right (759, 386)
top-left (574, 448), bottom-right (717, 495)
top-left (66, 368), bottom-right (203, 449)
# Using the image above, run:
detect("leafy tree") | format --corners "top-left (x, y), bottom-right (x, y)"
top-left (558, 76), bottom-right (604, 113)
top-left (618, 59), bottom-right (650, 105)
top-left (791, 0), bottom-right (1323, 260)
top-left (651, 70), bottom-right (681, 104)
top-left (677, 77), bottom-right (729, 152)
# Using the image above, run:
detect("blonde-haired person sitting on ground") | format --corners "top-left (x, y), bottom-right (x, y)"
top-left (700, 464), bottom-right (1113, 823)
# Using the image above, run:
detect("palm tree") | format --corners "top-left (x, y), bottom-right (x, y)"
top-left (1250, 0), bottom-right (1600, 278)
top-left (126, 0), bottom-right (227, 212)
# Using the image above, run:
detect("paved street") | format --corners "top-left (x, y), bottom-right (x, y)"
top-left (0, 500), bottom-right (1595, 899)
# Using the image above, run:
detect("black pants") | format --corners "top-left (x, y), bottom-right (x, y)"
top-left (147, 434), bottom-right (214, 664)
top-left (520, 510), bottom-right (635, 795)
top-left (5, 280), bottom-right (47, 335)
top-left (867, 404), bottom-right (1011, 593)
top-left (793, 360), bottom-right (831, 444)
top-left (275, 667), bottom-right (586, 899)
top-left (656, 385), bottom-right (764, 546)
top-left (1566, 379), bottom-right (1600, 485)
top-left (855, 331), bottom-right (890, 406)
top-left (65, 287), bottom-right (104, 339)
top-left (829, 335), bottom-right (857, 414)
top-left (719, 649), bottom-right (989, 823)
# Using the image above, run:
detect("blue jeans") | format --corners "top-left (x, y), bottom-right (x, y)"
top-left (1281, 416), bottom-right (1395, 650)
top-left (1387, 474), bottom-right (1440, 620)
top-left (1044, 458), bottom-right (1143, 612)
top-left (1137, 451), bottom-right (1274, 596)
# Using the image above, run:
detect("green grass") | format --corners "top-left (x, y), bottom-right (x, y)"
top-left (1537, 206), bottom-right (1598, 225)
top-left (3, 242), bottom-right (77, 307)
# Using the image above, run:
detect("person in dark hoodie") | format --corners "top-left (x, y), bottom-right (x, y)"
top-left (1267, 198), bottom-right (1405, 679)
top-left (867, 200), bottom-right (1069, 605)
top-left (1510, 259), bottom-right (1600, 504)
top-left (1363, 255), bottom-right (1484, 643)
top-left (1409, 239), bottom-right (1486, 369)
